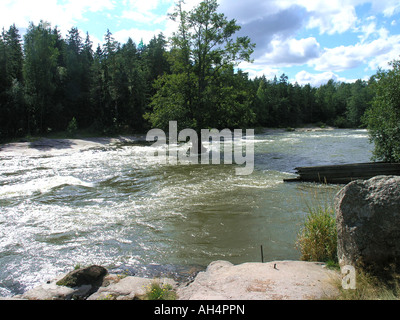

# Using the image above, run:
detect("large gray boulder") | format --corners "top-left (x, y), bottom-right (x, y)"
top-left (335, 175), bottom-right (400, 271)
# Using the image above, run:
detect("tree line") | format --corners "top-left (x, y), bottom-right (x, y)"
top-left (252, 74), bottom-right (373, 129)
top-left (0, 21), bottom-right (170, 139)
top-left (0, 0), bottom-right (383, 147)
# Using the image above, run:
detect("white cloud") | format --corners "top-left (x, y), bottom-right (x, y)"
top-left (294, 70), bottom-right (357, 86)
top-left (238, 61), bottom-right (281, 79)
top-left (121, 0), bottom-right (172, 24)
top-left (221, 0), bottom-right (400, 40)
top-left (358, 21), bottom-right (378, 43)
top-left (221, 0), bottom-right (360, 36)
top-left (307, 4), bottom-right (358, 34)
top-left (121, 10), bottom-right (166, 25)
top-left (219, 0), bottom-right (283, 24)
top-left (0, 0), bottom-right (115, 33)
top-left (367, 35), bottom-right (400, 70)
top-left (261, 37), bottom-right (320, 66)
top-left (65, 0), bottom-right (115, 15)
top-left (113, 28), bottom-right (163, 45)
top-left (312, 35), bottom-right (398, 72)
top-left (123, 0), bottom-right (161, 12)
top-left (358, 21), bottom-right (390, 43)
top-left (1, 0), bottom-right (63, 29)
top-left (382, 3), bottom-right (400, 17)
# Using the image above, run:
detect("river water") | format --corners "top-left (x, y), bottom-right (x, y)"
top-left (0, 128), bottom-right (373, 296)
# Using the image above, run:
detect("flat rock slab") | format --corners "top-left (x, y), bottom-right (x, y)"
top-left (177, 260), bottom-right (340, 300)
top-left (87, 276), bottom-right (176, 300)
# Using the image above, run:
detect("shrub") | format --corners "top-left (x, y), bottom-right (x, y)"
top-left (296, 205), bottom-right (338, 263)
top-left (334, 116), bottom-right (351, 128)
top-left (67, 117), bottom-right (78, 136)
top-left (143, 281), bottom-right (176, 300)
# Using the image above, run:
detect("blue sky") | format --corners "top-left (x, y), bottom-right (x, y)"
top-left (1, 0), bottom-right (400, 86)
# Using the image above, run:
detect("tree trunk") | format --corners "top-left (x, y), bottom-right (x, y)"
top-left (195, 129), bottom-right (207, 155)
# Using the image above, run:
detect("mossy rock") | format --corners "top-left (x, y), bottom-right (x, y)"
top-left (56, 265), bottom-right (108, 288)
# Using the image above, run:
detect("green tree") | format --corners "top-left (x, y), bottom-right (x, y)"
top-left (116, 37), bottom-right (147, 131)
top-left (64, 27), bottom-right (84, 126)
top-left (144, 33), bottom-right (170, 88)
top-left (0, 30), bottom-right (10, 138)
top-left (0, 25), bottom-right (25, 138)
top-left (145, 0), bottom-right (255, 152)
top-left (254, 76), bottom-right (271, 126)
top-left (346, 79), bottom-right (371, 127)
top-left (301, 84), bottom-right (318, 124)
top-left (90, 44), bottom-right (106, 131)
top-left (80, 32), bottom-right (95, 127)
top-left (94, 29), bottom-right (120, 132)
top-left (52, 26), bottom-right (68, 129)
top-left (23, 21), bottom-right (61, 134)
top-left (63, 27), bottom-right (95, 129)
top-left (3, 24), bottom-right (24, 83)
top-left (364, 59), bottom-right (400, 162)
top-left (315, 79), bottom-right (337, 124)
top-left (89, 30), bottom-right (149, 133)
top-left (332, 82), bottom-right (351, 128)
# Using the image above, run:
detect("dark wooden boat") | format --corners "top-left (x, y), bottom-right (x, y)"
top-left (284, 162), bottom-right (400, 184)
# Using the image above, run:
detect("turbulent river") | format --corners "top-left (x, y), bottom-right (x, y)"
top-left (0, 128), bottom-right (373, 296)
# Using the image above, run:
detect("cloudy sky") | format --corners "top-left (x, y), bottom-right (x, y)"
top-left (1, 0), bottom-right (400, 86)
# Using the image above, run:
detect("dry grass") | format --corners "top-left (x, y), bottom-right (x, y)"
top-left (333, 269), bottom-right (400, 300)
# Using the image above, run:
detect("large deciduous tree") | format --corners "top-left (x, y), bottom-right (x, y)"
top-left (145, 0), bottom-right (255, 153)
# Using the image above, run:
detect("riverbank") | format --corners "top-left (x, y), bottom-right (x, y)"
top-left (260, 125), bottom-right (336, 134)
top-left (5, 260), bottom-right (340, 300)
top-left (0, 134), bottom-right (148, 156)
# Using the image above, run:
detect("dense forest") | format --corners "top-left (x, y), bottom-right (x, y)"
top-left (0, 1), bottom-right (378, 142)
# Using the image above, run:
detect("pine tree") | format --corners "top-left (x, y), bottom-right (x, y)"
top-left (4, 24), bottom-right (24, 83)
top-left (23, 21), bottom-right (60, 134)
top-left (117, 37), bottom-right (147, 131)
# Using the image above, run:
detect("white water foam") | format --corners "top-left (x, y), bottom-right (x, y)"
top-left (0, 176), bottom-right (95, 199)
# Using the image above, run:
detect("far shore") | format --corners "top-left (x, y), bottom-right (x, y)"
top-left (0, 134), bottom-right (147, 156)
top-left (0, 125), bottom-right (348, 156)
